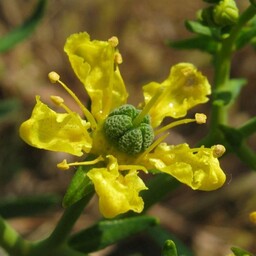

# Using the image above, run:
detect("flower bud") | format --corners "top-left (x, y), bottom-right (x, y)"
top-left (213, 0), bottom-right (239, 26)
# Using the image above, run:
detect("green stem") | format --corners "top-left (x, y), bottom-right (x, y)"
top-left (239, 116), bottom-right (256, 138)
top-left (29, 192), bottom-right (93, 256)
top-left (0, 215), bottom-right (30, 256)
top-left (208, 4), bottom-right (256, 143)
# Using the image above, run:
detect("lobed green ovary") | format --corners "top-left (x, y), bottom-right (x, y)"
top-left (104, 104), bottom-right (154, 154)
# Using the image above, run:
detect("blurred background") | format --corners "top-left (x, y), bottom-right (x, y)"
top-left (0, 0), bottom-right (256, 255)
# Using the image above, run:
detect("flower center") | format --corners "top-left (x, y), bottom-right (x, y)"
top-left (104, 104), bottom-right (155, 155)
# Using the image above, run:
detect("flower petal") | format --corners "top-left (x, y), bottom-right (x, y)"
top-left (64, 32), bottom-right (128, 122)
top-left (143, 63), bottom-right (211, 127)
top-left (144, 143), bottom-right (226, 191)
top-left (87, 155), bottom-right (147, 218)
top-left (19, 96), bottom-right (92, 156)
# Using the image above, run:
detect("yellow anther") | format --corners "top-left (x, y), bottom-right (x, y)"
top-left (114, 52), bottom-right (123, 64)
top-left (50, 95), bottom-right (64, 106)
top-left (108, 36), bottom-right (119, 47)
top-left (195, 113), bottom-right (207, 124)
top-left (48, 71), bottom-right (97, 130)
top-left (48, 71), bottom-right (60, 83)
top-left (249, 211), bottom-right (256, 224)
top-left (57, 156), bottom-right (105, 170)
top-left (50, 95), bottom-right (73, 114)
top-left (212, 144), bottom-right (226, 158)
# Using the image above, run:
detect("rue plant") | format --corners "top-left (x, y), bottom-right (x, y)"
top-left (0, 0), bottom-right (256, 255)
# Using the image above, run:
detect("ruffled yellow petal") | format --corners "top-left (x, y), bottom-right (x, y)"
top-left (87, 155), bottom-right (147, 218)
top-left (143, 63), bottom-right (211, 127)
top-left (64, 32), bottom-right (128, 122)
top-left (144, 143), bottom-right (226, 191)
top-left (19, 96), bottom-right (92, 156)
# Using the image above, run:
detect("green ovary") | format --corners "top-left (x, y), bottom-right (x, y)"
top-left (104, 104), bottom-right (154, 154)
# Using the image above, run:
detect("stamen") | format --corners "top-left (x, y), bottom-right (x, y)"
top-left (57, 155), bottom-right (104, 170)
top-left (136, 133), bottom-right (169, 163)
top-left (133, 88), bottom-right (163, 127)
top-left (108, 36), bottom-right (119, 47)
top-left (186, 144), bottom-right (226, 158)
top-left (249, 211), bottom-right (256, 224)
top-left (50, 96), bottom-right (73, 114)
top-left (114, 52), bottom-right (123, 64)
top-left (212, 144), bottom-right (226, 158)
top-left (154, 113), bottom-right (207, 136)
top-left (118, 165), bottom-right (148, 173)
top-left (48, 71), bottom-right (97, 130)
top-left (195, 113), bottom-right (207, 124)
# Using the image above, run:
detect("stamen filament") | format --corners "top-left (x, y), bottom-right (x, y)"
top-left (133, 88), bottom-right (163, 127)
top-left (154, 118), bottom-right (195, 136)
top-left (48, 72), bottom-right (97, 130)
top-left (154, 113), bottom-right (207, 136)
top-left (57, 155), bottom-right (104, 170)
top-left (135, 133), bottom-right (169, 163)
top-left (50, 96), bottom-right (73, 114)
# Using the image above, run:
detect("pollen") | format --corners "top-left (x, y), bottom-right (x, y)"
top-left (195, 113), bottom-right (207, 124)
top-left (114, 52), bottom-right (123, 64)
top-left (212, 144), bottom-right (226, 158)
top-left (50, 95), bottom-right (64, 106)
top-left (108, 36), bottom-right (119, 47)
top-left (48, 71), bottom-right (60, 83)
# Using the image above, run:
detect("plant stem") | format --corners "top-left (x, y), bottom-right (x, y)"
top-left (239, 116), bottom-right (256, 138)
top-left (208, 4), bottom-right (256, 144)
top-left (0, 215), bottom-right (30, 256)
top-left (29, 192), bottom-right (93, 256)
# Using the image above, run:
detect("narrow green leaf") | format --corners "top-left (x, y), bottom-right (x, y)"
top-left (185, 20), bottom-right (213, 36)
top-left (0, 99), bottom-right (20, 120)
top-left (148, 226), bottom-right (193, 256)
top-left (62, 164), bottom-right (94, 208)
top-left (0, 195), bottom-right (60, 218)
top-left (231, 246), bottom-right (254, 256)
top-left (213, 78), bottom-right (246, 106)
top-left (220, 125), bottom-right (256, 170)
top-left (69, 216), bottom-right (158, 253)
top-left (0, 0), bottom-right (47, 53)
top-left (236, 27), bottom-right (256, 49)
top-left (141, 173), bottom-right (179, 212)
top-left (162, 240), bottom-right (178, 256)
top-left (219, 125), bottom-right (244, 148)
top-left (239, 116), bottom-right (256, 138)
top-left (168, 36), bottom-right (218, 54)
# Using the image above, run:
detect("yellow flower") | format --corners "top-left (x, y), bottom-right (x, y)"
top-left (19, 32), bottom-right (226, 218)
top-left (87, 155), bottom-right (148, 218)
top-left (249, 211), bottom-right (256, 224)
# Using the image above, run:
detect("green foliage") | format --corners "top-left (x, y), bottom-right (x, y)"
top-left (0, 195), bottom-right (60, 218)
top-left (68, 216), bottom-right (158, 253)
top-left (0, 0), bottom-right (47, 53)
top-left (162, 240), bottom-right (178, 256)
top-left (231, 246), bottom-right (254, 256)
top-left (0, 1), bottom-right (256, 256)
top-left (63, 163), bottom-right (95, 208)
top-left (148, 226), bottom-right (193, 256)
top-left (0, 99), bottom-right (20, 121)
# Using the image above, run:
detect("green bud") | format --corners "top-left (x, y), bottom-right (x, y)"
top-left (104, 104), bottom-right (154, 154)
top-left (213, 0), bottom-right (239, 26)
